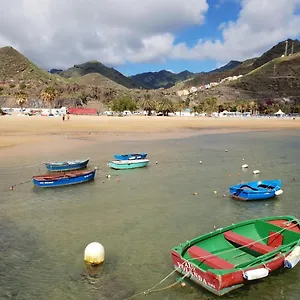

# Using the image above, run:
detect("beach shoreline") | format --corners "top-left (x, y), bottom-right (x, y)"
top-left (1, 115), bottom-right (299, 159)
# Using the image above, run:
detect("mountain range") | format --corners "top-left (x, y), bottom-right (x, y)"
top-left (0, 38), bottom-right (300, 108)
top-left (49, 39), bottom-right (300, 90)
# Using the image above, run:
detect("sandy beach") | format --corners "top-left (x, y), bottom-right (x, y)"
top-left (1, 114), bottom-right (299, 158)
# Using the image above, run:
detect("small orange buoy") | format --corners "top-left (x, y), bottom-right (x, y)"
top-left (238, 173), bottom-right (241, 176)
top-left (229, 174), bottom-right (232, 177)
top-left (10, 186), bottom-right (13, 190)
top-left (117, 178), bottom-right (120, 182)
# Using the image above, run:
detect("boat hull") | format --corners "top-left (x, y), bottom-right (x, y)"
top-left (114, 153), bottom-right (147, 160)
top-left (108, 159), bottom-right (149, 170)
top-left (32, 169), bottom-right (96, 187)
top-left (44, 159), bottom-right (89, 171)
top-left (171, 215), bottom-right (300, 296)
top-left (171, 250), bottom-right (285, 296)
top-left (229, 179), bottom-right (282, 200)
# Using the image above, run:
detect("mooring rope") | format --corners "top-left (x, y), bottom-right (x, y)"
top-left (124, 218), bottom-right (300, 300)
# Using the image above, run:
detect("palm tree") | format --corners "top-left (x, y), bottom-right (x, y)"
top-left (175, 100), bottom-right (186, 116)
top-left (248, 100), bottom-right (258, 115)
top-left (202, 97), bottom-right (218, 115)
top-left (41, 86), bottom-right (57, 114)
top-left (139, 93), bottom-right (156, 115)
top-left (15, 91), bottom-right (28, 114)
top-left (222, 102), bottom-right (234, 112)
top-left (235, 101), bottom-right (243, 113)
top-left (156, 97), bottom-right (174, 116)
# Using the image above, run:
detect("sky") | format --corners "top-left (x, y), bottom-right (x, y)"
top-left (1, 0), bottom-right (300, 76)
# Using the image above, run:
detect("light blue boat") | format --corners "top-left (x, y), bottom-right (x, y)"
top-left (32, 168), bottom-right (97, 187)
top-left (114, 152), bottom-right (147, 160)
top-left (108, 159), bottom-right (149, 170)
top-left (229, 179), bottom-right (283, 200)
top-left (44, 158), bottom-right (89, 171)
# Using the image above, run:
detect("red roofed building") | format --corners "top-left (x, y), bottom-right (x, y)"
top-left (67, 107), bottom-right (98, 115)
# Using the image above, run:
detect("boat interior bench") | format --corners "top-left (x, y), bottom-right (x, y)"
top-left (188, 246), bottom-right (234, 269)
top-left (224, 231), bottom-right (277, 255)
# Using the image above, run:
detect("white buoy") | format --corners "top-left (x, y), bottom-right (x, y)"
top-left (275, 189), bottom-right (283, 196)
top-left (106, 174), bottom-right (111, 178)
top-left (242, 164), bottom-right (248, 168)
top-left (199, 161), bottom-right (202, 164)
top-left (156, 161), bottom-right (158, 164)
top-left (84, 242), bottom-right (105, 265)
top-left (253, 170), bottom-right (260, 174)
top-left (225, 149), bottom-right (228, 152)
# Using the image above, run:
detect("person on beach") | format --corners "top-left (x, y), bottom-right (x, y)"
top-left (62, 114), bottom-right (65, 121)
top-left (66, 112), bottom-right (70, 121)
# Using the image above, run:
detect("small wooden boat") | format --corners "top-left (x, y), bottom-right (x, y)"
top-left (44, 158), bottom-right (89, 171)
top-left (229, 179), bottom-right (282, 200)
top-left (32, 168), bottom-right (97, 187)
top-left (108, 159), bottom-right (149, 170)
top-left (171, 215), bottom-right (300, 296)
top-left (114, 152), bottom-right (147, 160)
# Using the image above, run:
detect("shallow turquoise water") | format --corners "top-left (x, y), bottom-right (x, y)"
top-left (1, 130), bottom-right (300, 300)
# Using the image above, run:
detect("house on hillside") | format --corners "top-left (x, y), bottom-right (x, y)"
top-left (177, 89), bottom-right (189, 96)
top-left (189, 86), bottom-right (198, 93)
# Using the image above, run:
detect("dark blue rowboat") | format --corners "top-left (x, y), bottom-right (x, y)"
top-left (32, 168), bottom-right (97, 187)
top-left (44, 158), bottom-right (89, 171)
top-left (229, 179), bottom-right (283, 201)
top-left (114, 152), bottom-right (147, 160)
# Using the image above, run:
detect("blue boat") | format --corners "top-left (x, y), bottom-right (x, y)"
top-left (229, 179), bottom-right (283, 200)
top-left (44, 158), bottom-right (89, 171)
top-left (108, 159), bottom-right (149, 170)
top-left (32, 168), bottom-right (97, 187)
top-left (114, 153), bottom-right (147, 160)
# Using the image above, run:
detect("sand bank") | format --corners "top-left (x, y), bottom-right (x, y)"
top-left (0, 115), bottom-right (299, 158)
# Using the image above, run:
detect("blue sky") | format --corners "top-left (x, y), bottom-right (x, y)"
top-left (118, 0), bottom-right (241, 75)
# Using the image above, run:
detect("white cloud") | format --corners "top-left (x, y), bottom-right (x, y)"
top-left (1, 0), bottom-right (299, 71)
top-left (171, 0), bottom-right (300, 62)
top-left (0, 0), bottom-right (208, 69)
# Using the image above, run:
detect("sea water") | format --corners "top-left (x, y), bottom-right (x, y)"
top-left (0, 130), bottom-right (300, 300)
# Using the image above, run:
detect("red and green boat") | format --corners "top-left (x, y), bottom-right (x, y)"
top-left (171, 216), bottom-right (300, 296)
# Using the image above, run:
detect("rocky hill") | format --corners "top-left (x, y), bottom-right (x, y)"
top-left (0, 46), bottom-right (141, 108)
top-left (208, 60), bottom-right (242, 73)
top-left (0, 46), bottom-right (53, 83)
top-left (253, 39), bottom-right (300, 69)
top-left (58, 61), bottom-right (147, 89)
top-left (229, 53), bottom-right (300, 98)
top-left (129, 69), bottom-right (195, 89)
top-left (181, 39), bottom-right (300, 90)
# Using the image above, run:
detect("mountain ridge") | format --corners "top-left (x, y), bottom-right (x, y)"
top-left (1, 38), bottom-right (300, 109)
top-left (57, 61), bottom-right (147, 89)
top-left (129, 69), bottom-right (195, 89)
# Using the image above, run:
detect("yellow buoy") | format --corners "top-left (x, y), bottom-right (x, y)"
top-left (84, 242), bottom-right (105, 265)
